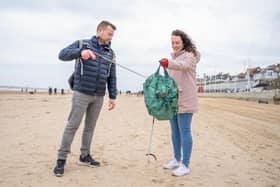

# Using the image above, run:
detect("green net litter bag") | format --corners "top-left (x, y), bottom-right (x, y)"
top-left (143, 65), bottom-right (178, 120)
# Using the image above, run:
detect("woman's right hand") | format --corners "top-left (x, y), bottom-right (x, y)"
top-left (159, 58), bottom-right (169, 68)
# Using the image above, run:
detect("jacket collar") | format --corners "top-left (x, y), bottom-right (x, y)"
top-left (91, 36), bottom-right (111, 48)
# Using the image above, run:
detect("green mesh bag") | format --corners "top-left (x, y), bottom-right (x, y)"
top-left (143, 65), bottom-right (178, 120)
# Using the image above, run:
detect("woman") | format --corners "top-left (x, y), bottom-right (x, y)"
top-left (159, 30), bottom-right (200, 176)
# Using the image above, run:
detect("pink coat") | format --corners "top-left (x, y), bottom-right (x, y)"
top-left (168, 50), bottom-right (200, 113)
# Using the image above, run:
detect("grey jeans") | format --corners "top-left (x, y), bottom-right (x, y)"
top-left (58, 91), bottom-right (104, 160)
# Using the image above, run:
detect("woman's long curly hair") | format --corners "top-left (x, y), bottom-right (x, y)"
top-left (172, 30), bottom-right (198, 57)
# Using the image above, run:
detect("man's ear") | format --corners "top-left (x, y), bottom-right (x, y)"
top-left (96, 28), bottom-right (103, 36)
top-left (96, 29), bottom-right (100, 37)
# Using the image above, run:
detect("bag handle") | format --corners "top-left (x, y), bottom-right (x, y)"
top-left (155, 64), bottom-right (169, 77)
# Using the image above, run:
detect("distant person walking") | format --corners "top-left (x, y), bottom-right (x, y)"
top-left (53, 20), bottom-right (117, 177)
top-left (159, 30), bottom-right (200, 176)
top-left (48, 87), bottom-right (52, 95)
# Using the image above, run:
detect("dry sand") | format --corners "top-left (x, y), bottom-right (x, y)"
top-left (0, 92), bottom-right (279, 187)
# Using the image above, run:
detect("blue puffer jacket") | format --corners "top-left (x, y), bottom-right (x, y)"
top-left (59, 36), bottom-right (117, 99)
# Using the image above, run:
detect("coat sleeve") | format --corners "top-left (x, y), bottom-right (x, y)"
top-left (58, 40), bottom-right (83, 61)
top-left (107, 63), bottom-right (117, 99)
top-left (168, 52), bottom-right (200, 71)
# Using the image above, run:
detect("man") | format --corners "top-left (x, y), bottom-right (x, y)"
top-left (54, 20), bottom-right (117, 177)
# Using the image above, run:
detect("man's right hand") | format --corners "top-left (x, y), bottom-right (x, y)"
top-left (81, 50), bottom-right (96, 60)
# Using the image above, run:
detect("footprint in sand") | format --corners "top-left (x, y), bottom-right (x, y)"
top-left (151, 178), bottom-right (164, 184)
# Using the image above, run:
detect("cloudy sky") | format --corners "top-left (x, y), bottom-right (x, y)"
top-left (0, 0), bottom-right (279, 90)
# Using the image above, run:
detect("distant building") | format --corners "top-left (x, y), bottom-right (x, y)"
top-left (197, 63), bottom-right (280, 92)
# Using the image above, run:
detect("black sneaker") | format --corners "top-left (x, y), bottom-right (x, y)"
top-left (77, 154), bottom-right (100, 167)
top-left (53, 159), bottom-right (66, 177)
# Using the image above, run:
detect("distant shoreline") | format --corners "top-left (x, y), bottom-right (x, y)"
top-left (0, 85), bottom-right (70, 93)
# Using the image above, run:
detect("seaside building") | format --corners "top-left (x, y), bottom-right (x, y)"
top-left (198, 64), bottom-right (280, 93)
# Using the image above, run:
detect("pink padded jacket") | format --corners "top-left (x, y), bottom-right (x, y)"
top-left (168, 50), bottom-right (201, 113)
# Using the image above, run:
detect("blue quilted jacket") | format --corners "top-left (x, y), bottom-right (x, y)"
top-left (59, 36), bottom-right (117, 99)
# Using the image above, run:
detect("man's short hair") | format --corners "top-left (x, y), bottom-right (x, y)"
top-left (97, 21), bottom-right (116, 31)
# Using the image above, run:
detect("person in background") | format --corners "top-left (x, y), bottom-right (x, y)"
top-left (53, 20), bottom-right (117, 177)
top-left (159, 29), bottom-right (200, 176)
top-left (48, 87), bottom-right (52, 95)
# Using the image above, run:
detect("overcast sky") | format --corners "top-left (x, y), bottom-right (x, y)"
top-left (0, 0), bottom-right (279, 89)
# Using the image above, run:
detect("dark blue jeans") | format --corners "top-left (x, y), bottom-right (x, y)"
top-left (170, 113), bottom-right (193, 167)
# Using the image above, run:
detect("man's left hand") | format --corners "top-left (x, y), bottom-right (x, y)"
top-left (108, 99), bottom-right (116, 110)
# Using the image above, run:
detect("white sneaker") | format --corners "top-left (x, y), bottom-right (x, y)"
top-left (172, 164), bottom-right (190, 176)
top-left (163, 159), bottom-right (180, 169)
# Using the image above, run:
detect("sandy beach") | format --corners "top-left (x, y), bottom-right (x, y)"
top-left (0, 92), bottom-right (279, 187)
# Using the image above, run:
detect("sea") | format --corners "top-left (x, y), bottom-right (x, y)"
top-left (0, 63), bottom-right (159, 92)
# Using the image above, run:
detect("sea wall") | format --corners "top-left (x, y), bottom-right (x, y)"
top-left (198, 89), bottom-right (280, 104)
